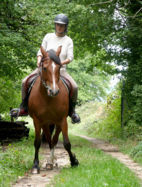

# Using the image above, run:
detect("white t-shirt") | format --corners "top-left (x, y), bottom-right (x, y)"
top-left (37, 33), bottom-right (74, 70)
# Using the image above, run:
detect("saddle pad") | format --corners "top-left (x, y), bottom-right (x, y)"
top-left (25, 74), bottom-right (39, 95)
top-left (60, 76), bottom-right (73, 97)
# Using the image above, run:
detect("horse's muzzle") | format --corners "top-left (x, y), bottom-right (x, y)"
top-left (47, 88), bottom-right (59, 97)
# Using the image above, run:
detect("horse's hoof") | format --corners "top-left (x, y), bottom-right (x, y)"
top-left (46, 163), bottom-right (53, 170)
top-left (31, 167), bottom-right (40, 174)
top-left (55, 162), bottom-right (58, 168)
top-left (71, 159), bottom-right (79, 167)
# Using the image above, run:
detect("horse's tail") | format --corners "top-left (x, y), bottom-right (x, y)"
top-left (41, 124), bottom-right (55, 143)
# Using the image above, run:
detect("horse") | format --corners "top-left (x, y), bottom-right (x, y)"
top-left (28, 46), bottom-right (79, 174)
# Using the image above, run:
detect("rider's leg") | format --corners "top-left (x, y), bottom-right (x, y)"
top-left (18, 77), bottom-right (29, 115)
top-left (11, 68), bottom-right (39, 117)
top-left (60, 69), bottom-right (80, 123)
top-left (20, 68), bottom-right (39, 115)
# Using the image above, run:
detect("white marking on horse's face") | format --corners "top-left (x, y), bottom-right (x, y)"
top-left (52, 62), bottom-right (56, 91)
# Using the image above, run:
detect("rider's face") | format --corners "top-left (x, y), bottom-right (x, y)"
top-left (55, 23), bottom-right (66, 35)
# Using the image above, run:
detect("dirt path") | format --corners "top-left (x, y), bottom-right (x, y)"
top-left (12, 142), bottom-right (70, 187)
top-left (77, 134), bottom-right (142, 182)
top-left (12, 134), bottom-right (142, 186)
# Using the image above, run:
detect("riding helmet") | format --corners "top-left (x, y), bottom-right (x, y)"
top-left (54, 14), bottom-right (69, 33)
top-left (54, 14), bottom-right (69, 25)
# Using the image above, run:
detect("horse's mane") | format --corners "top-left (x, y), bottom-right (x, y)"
top-left (47, 49), bottom-right (61, 65)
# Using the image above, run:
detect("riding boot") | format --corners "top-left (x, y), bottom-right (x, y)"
top-left (10, 97), bottom-right (29, 118)
top-left (19, 96), bottom-right (29, 114)
top-left (10, 84), bottom-right (29, 118)
top-left (69, 100), bottom-right (80, 124)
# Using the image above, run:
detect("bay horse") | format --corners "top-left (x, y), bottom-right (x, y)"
top-left (28, 46), bottom-right (79, 174)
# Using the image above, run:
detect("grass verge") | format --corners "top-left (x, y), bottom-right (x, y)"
top-left (69, 101), bottom-right (142, 166)
top-left (49, 135), bottom-right (141, 187)
top-left (0, 127), bottom-right (35, 187)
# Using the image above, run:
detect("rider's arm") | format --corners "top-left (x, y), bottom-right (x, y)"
top-left (63, 38), bottom-right (73, 65)
top-left (61, 58), bottom-right (71, 65)
top-left (37, 55), bottom-right (42, 67)
top-left (37, 34), bottom-right (48, 67)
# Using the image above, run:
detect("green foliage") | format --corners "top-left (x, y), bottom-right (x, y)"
top-left (0, 0), bottom-right (114, 114)
top-left (96, 88), bottom-right (122, 139)
top-left (1, 0), bottom-right (142, 133)
top-left (0, 129), bottom-right (34, 187)
top-left (123, 120), bottom-right (142, 139)
top-left (130, 141), bottom-right (142, 163)
top-left (0, 77), bottom-right (21, 114)
top-left (70, 85), bottom-right (123, 139)
top-left (131, 85), bottom-right (142, 125)
top-left (68, 54), bottom-right (111, 104)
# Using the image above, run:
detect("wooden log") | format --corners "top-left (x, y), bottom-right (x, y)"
top-left (0, 120), bottom-right (30, 141)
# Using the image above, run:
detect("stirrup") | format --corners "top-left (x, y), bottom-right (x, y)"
top-left (10, 108), bottom-right (20, 118)
top-left (71, 113), bottom-right (81, 124)
top-left (10, 108), bottom-right (28, 118)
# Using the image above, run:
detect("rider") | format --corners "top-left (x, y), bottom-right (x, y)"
top-left (11, 14), bottom-right (80, 124)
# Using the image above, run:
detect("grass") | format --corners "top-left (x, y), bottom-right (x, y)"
top-left (0, 101), bottom-right (142, 186)
top-left (0, 125), bottom-right (35, 187)
top-left (110, 138), bottom-right (142, 165)
top-left (49, 135), bottom-right (141, 187)
top-left (70, 101), bottom-right (142, 166)
top-left (69, 101), bottom-right (105, 136)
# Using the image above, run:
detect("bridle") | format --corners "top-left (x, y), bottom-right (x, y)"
top-left (39, 58), bottom-right (53, 91)
top-left (39, 56), bottom-right (61, 92)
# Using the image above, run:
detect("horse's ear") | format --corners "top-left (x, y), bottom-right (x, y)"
top-left (40, 46), bottom-right (48, 57)
top-left (56, 46), bottom-right (62, 57)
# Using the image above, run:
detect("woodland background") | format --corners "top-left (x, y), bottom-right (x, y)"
top-left (0, 0), bottom-right (142, 137)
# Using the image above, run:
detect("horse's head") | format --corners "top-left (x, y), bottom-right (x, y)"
top-left (40, 46), bottom-right (62, 97)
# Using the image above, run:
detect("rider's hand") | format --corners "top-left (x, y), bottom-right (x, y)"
top-left (37, 56), bottom-right (42, 67)
top-left (61, 59), bottom-right (70, 66)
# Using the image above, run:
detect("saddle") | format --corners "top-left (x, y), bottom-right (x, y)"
top-left (25, 74), bottom-right (73, 99)
top-left (25, 73), bottom-right (39, 95)
top-left (60, 76), bottom-right (73, 98)
top-left (10, 74), bottom-right (73, 118)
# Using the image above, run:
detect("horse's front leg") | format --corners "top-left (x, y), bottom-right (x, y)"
top-left (61, 119), bottom-right (79, 167)
top-left (32, 121), bottom-right (41, 174)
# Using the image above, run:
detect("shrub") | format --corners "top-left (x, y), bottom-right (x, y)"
top-left (130, 141), bottom-right (142, 161)
top-left (131, 84), bottom-right (142, 126)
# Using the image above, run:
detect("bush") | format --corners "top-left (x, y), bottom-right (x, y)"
top-left (0, 77), bottom-right (21, 116)
top-left (93, 85), bottom-right (122, 139)
top-left (131, 84), bottom-right (142, 126)
top-left (123, 120), bottom-right (142, 139)
top-left (130, 141), bottom-right (142, 162)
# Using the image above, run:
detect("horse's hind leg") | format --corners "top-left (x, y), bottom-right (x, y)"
top-left (42, 126), bottom-right (54, 169)
top-left (50, 126), bottom-right (61, 167)
top-left (61, 119), bottom-right (79, 167)
top-left (41, 124), bottom-right (55, 143)
top-left (45, 126), bottom-right (61, 169)
top-left (32, 121), bottom-right (41, 174)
